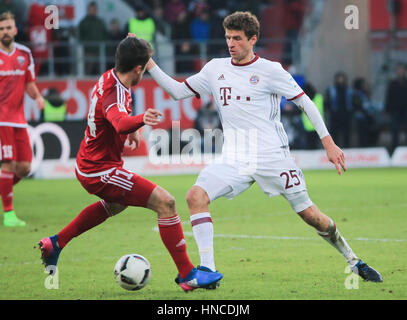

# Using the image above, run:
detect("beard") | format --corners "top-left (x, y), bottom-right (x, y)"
top-left (1, 36), bottom-right (13, 48)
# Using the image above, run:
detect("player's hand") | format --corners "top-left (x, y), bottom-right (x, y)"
top-left (36, 96), bottom-right (45, 110)
top-left (127, 33), bottom-right (137, 38)
top-left (322, 135), bottom-right (346, 175)
top-left (143, 108), bottom-right (162, 126)
top-left (127, 131), bottom-right (140, 150)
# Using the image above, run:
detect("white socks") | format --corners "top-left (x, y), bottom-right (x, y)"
top-left (190, 212), bottom-right (216, 271)
top-left (317, 219), bottom-right (359, 267)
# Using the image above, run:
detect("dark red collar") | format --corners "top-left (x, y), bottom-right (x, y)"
top-left (231, 53), bottom-right (259, 66)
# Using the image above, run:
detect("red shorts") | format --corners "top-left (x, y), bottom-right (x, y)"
top-left (75, 166), bottom-right (156, 208)
top-left (0, 126), bottom-right (32, 162)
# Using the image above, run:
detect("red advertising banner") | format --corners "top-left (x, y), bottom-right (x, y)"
top-left (25, 77), bottom-right (208, 157)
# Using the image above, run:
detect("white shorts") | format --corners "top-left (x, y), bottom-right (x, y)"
top-left (194, 157), bottom-right (313, 213)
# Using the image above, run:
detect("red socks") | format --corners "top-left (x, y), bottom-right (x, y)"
top-left (0, 170), bottom-right (14, 212)
top-left (158, 215), bottom-right (194, 279)
top-left (56, 202), bottom-right (193, 279)
top-left (57, 200), bottom-right (111, 248)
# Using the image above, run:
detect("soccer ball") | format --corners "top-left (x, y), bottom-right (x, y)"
top-left (114, 254), bottom-right (151, 291)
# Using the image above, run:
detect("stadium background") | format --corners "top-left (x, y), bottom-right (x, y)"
top-left (3, 0), bottom-right (407, 175)
top-left (1, 0), bottom-right (407, 302)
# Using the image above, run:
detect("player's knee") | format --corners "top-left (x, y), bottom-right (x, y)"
top-left (186, 187), bottom-right (209, 209)
top-left (156, 192), bottom-right (176, 217)
top-left (15, 163), bottom-right (31, 177)
top-left (163, 194), bottom-right (176, 212)
top-left (298, 205), bottom-right (315, 222)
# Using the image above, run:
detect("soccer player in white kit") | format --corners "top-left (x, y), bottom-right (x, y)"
top-left (142, 11), bottom-right (382, 285)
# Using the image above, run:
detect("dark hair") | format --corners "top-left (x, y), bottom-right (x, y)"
top-left (353, 77), bottom-right (365, 91)
top-left (223, 11), bottom-right (260, 40)
top-left (0, 11), bottom-right (15, 22)
top-left (115, 36), bottom-right (153, 73)
top-left (303, 82), bottom-right (316, 100)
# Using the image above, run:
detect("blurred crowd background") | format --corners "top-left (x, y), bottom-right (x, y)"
top-left (2, 0), bottom-right (407, 154)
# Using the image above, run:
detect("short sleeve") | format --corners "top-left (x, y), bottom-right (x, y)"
top-left (184, 60), bottom-right (213, 97)
top-left (25, 51), bottom-right (36, 83)
top-left (101, 89), bottom-right (128, 119)
top-left (268, 62), bottom-right (303, 101)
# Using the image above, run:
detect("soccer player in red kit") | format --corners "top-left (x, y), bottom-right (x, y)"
top-left (0, 12), bottom-right (45, 227)
top-left (38, 36), bottom-right (222, 291)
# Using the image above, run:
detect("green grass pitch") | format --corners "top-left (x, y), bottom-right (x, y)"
top-left (0, 167), bottom-right (406, 300)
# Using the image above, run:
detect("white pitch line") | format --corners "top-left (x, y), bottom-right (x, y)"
top-left (152, 227), bottom-right (407, 242)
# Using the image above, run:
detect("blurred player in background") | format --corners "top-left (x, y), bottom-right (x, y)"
top-left (143, 11), bottom-right (383, 286)
top-left (38, 36), bottom-right (222, 291)
top-left (0, 12), bottom-right (45, 227)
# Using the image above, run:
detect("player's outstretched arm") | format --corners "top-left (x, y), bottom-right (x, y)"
top-left (321, 135), bottom-right (347, 175)
top-left (147, 58), bottom-right (196, 101)
top-left (108, 108), bottom-right (162, 135)
top-left (26, 81), bottom-right (45, 110)
top-left (293, 93), bottom-right (345, 175)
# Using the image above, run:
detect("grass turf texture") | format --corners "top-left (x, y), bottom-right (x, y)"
top-left (0, 167), bottom-right (406, 300)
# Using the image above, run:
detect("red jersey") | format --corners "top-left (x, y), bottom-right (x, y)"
top-left (76, 69), bottom-right (135, 176)
top-left (0, 43), bottom-right (36, 127)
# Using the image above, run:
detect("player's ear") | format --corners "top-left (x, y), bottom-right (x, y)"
top-left (134, 65), bottom-right (143, 74)
top-left (249, 35), bottom-right (258, 46)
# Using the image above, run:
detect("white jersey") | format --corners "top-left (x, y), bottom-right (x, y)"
top-left (184, 55), bottom-right (304, 163)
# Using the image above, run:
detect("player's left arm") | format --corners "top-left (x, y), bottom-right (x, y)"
top-left (25, 81), bottom-right (45, 110)
top-left (293, 94), bottom-right (346, 175)
top-left (270, 63), bottom-right (346, 175)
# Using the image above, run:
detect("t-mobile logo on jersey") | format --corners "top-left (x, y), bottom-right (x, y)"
top-left (219, 87), bottom-right (232, 106)
top-left (220, 87), bottom-right (251, 106)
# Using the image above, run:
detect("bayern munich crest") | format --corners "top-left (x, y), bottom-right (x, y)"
top-left (249, 75), bottom-right (259, 85)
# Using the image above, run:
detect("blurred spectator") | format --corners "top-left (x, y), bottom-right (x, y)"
top-left (352, 78), bottom-right (375, 147)
top-left (207, 2), bottom-right (229, 55)
top-left (190, 9), bottom-right (210, 70)
top-left (27, 2), bottom-right (52, 76)
top-left (107, 18), bottom-right (126, 69)
top-left (384, 63), bottom-right (407, 152)
top-left (176, 42), bottom-right (197, 74)
top-left (194, 101), bottom-right (222, 153)
top-left (325, 72), bottom-right (353, 148)
top-left (188, 0), bottom-right (210, 18)
top-left (79, 1), bottom-right (108, 76)
top-left (282, 0), bottom-right (306, 66)
top-left (163, 0), bottom-right (196, 73)
top-left (163, 0), bottom-right (187, 25)
top-left (281, 97), bottom-right (305, 149)
top-left (128, 6), bottom-right (156, 47)
top-left (0, 0), bottom-right (23, 40)
top-left (190, 10), bottom-right (210, 42)
top-left (40, 88), bottom-right (67, 122)
top-left (301, 82), bottom-right (324, 149)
